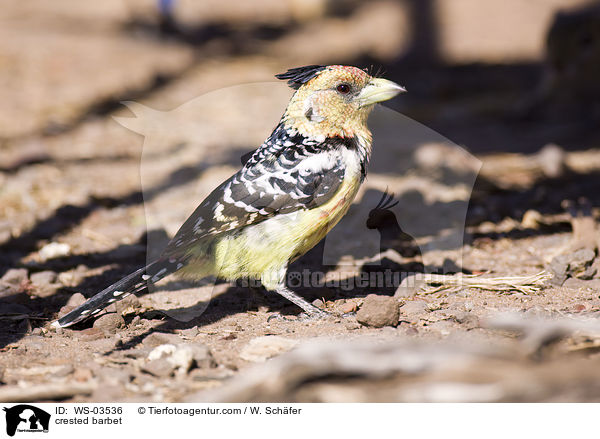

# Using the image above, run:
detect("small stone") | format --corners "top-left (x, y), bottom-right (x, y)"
top-left (239, 336), bottom-right (299, 362)
top-left (573, 304), bottom-right (586, 312)
top-left (66, 293), bottom-right (86, 308)
top-left (178, 327), bottom-right (199, 338)
top-left (550, 248), bottom-right (596, 285)
top-left (142, 358), bottom-right (175, 377)
top-left (145, 343), bottom-right (206, 375)
top-left (356, 294), bottom-right (400, 328)
top-left (168, 345), bottom-right (194, 373)
top-left (312, 298), bottom-right (324, 308)
top-left (49, 325), bottom-right (64, 335)
top-left (116, 294), bottom-right (142, 316)
top-left (1, 268), bottom-right (28, 285)
top-left (188, 343), bottom-right (215, 369)
top-left (400, 299), bottom-right (428, 315)
top-left (30, 270), bottom-right (57, 286)
top-left (93, 313), bottom-right (125, 335)
top-left (578, 266), bottom-right (597, 280)
top-left (148, 344), bottom-right (177, 361)
top-left (521, 210), bottom-right (543, 229)
top-left (340, 301), bottom-right (358, 314)
top-left (57, 266), bottom-right (86, 287)
top-left (537, 143), bottom-right (565, 178)
top-left (452, 311), bottom-right (480, 327)
top-left (38, 242), bottom-right (71, 261)
top-left (549, 255), bottom-right (569, 286)
top-left (142, 332), bottom-right (183, 348)
top-left (30, 271), bottom-right (59, 297)
top-left (344, 320), bottom-right (361, 330)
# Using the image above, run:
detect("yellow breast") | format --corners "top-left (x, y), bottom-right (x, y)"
top-left (205, 171), bottom-right (361, 288)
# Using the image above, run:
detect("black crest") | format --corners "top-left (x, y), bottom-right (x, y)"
top-left (275, 65), bottom-right (327, 89)
top-left (374, 190), bottom-right (399, 210)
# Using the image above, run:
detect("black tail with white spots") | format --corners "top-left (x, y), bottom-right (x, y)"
top-left (53, 259), bottom-right (179, 328)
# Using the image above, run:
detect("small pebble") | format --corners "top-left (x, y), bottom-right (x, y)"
top-left (401, 300), bottom-right (428, 315)
top-left (30, 271), bottom-right (59, 297)
top-left (188, 343), bottom-right (215, 369)
top-left (93, 313), bottom-right (125, 335)
top-left (312, 298), bottom-right (324, 308)
top-left (30, 270), bottom-right (57, 286)
top-left (521, 210), bottom-right (543, 229)
top-left (66, 292), bottom-right (86, 308)
top-left (344, 320), bottom-right (361, 330)
top-left (178, 327), bottom-right (199, 338)
top-left (537, 143), bottom-right (566, 178)
top-left (340, 301), bottom-right (358, 314)
top-left (1, 268), bottom-right (28, 285)
top-left (38, 242), bottom-right (71, 261)
top-left (356, 294), bottom-right (400, 328)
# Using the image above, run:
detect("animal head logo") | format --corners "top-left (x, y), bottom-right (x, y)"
top-left (3, 405), bottom-right (50, 436)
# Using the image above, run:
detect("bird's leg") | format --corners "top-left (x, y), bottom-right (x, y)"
top-left (274, 285), bottom-right (329, 318)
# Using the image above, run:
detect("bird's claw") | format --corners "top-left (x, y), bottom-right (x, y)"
top-left (298, 309), bottom-right (332, 321)
top-left (267, 313), bottom-right (294, 322)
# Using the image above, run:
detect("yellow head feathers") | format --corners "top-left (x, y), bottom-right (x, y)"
top-left (277, 65), bottom-right (405, 139)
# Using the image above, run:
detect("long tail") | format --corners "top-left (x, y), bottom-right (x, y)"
top-left (53, 258), bottom-right (180, 328)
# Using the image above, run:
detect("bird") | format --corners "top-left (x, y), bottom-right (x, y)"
top-left (53, 64), bottom-right (405, 328)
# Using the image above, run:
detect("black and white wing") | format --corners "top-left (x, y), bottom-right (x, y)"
top-left (164, 125), bottom-right (348, 256)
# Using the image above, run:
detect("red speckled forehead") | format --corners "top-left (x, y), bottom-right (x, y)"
top-left (305, 65), bottom-right (371, 90)
top-left (327, 65), bottom-right (369, 79)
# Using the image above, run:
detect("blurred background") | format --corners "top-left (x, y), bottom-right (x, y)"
top-left (1, 0), bottom-right (600, 403)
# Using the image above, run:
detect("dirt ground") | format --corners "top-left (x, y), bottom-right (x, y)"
top-left (2, 1), bottom-right (600, 402)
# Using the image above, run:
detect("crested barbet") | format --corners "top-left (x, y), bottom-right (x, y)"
top-left (54, 65), bottom-right (405, 328)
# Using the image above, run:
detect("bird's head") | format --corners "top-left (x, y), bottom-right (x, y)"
top-left (276, 65), bottom-right (405, 140)
top-left (366, 190), bottom-right (399, 230)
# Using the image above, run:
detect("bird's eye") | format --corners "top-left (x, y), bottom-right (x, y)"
top-left (336, 83), bottom-right (351, 94)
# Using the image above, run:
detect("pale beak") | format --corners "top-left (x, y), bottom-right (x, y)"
top-left (358, 78), bottom-right (406, 107)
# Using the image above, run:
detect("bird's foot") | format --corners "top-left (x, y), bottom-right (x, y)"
top-left (267, 313), bottom-right (295, 322)
top-left (298, 308), bottom-right (332, 321)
